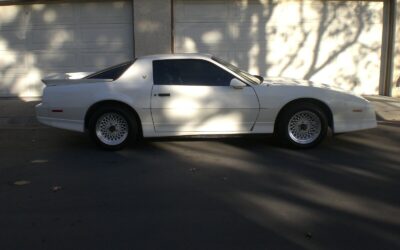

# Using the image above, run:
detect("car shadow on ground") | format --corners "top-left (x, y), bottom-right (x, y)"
top-left (1, 123), bottom-right (399, 249)
top-left (43, 123), bottom-right (400, 248)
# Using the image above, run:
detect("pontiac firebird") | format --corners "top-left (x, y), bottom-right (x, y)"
top-left (36, 53), bottom-right (377, 150)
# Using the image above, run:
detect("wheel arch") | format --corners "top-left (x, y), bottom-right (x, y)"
top-left (84, 100), bottom-right (143, 137)
top-left (274, 98), bottom-right (334, 133)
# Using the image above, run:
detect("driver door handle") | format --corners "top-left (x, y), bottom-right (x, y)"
top-left (158, 93), bottom-right (171, 97)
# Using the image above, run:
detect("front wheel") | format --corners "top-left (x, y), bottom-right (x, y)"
top-left (88, 106), bottom-right (137, 150)
top-left (277, 103), bottom-right (328, 148)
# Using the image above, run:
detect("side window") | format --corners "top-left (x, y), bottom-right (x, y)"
top-left (153, 60), bottom-right (181, 85)
top-left (153, 59), bottom-right (234, 86)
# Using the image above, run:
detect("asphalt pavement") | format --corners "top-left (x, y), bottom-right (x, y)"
top-left (0, 97), bottom-right (399, 250)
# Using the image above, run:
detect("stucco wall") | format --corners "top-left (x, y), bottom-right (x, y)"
top-left (133, 0), bottom-right (172, 57)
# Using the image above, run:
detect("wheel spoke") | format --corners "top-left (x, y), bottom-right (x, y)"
top-left (288, 111), bottom-right (321, 144)
top-left (96, 112), bottom-right (129, 146)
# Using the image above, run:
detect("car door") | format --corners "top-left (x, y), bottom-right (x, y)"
top-left (150, 59), bottom-right (259, 133)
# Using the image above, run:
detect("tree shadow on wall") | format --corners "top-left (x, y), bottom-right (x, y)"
top-left (174, 0), bottom-right (383, 94)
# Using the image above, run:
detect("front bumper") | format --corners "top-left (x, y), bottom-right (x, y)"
top-left (334, 102), bottom-right (377, 133)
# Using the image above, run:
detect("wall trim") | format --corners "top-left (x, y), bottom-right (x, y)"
top-left (0, 0), bottom-right (116, 4)
top-left (171, 0), bottom-right (174, 54)
top-left (380, 0), bottom-right (396, 96)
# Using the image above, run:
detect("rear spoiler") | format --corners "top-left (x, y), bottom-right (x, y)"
top-left (41, 72), bottom-right (112, 86)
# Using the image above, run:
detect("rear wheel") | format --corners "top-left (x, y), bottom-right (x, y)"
top-left (88, 105), bottom-right (138, 150)
top-left (277, 103), bottom-right (328, 148)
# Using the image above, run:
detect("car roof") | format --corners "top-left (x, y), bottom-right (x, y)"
top-left (139, 53), bottom-right (213, 61)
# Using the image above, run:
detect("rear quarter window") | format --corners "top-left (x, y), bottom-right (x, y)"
top-left (85, 60), bottom-right (134, 80)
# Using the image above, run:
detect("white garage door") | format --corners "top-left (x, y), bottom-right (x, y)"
top-left (0, 1), bottom-right (133, 97)
top-left (174, 0), bottom-right (383, 95)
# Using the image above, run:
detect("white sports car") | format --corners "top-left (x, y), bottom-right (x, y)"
top-left (36, 53), bottom-right (377, 150)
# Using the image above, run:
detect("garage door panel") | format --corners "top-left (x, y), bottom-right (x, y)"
top-left (0, 30), bottom-right (26, 46)
top-left (80, 24), bottom-right (133, 50)
top-left (81, 53), bottom-right (132, 70)
top-left (174, 0), bottom-right (383, 95)
top-left (175, 23), bottom-right (229, 47)
top-left (0, 5), bottom-right (25, 28)
top-left (230, 1), bottom-right (279, 23)
top-left (29, 27), bottom-right (75, 50)
top-left (29, 4), bottom-right (75, 26)
top-left (0, 64), bottom-right (27, 78)
top-left (0, 50), bottom-right (27, 72)
top-left (0, 1), bottom-right (133, 97)
top-left (175, 0), bottom-right (229, 22)
top-left (230, 1), bottom-right (324, 25)
top-left (31, 51), bottom-right (77, 70)
top-left (79, 1), bottom-right (132, 24)
top-left (0, 75), bottom-right (23, 96)
top-left (359, 2), bottom-right (383, 24)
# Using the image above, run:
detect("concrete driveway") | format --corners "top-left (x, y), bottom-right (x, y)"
top-left (0, 97), bottom-right (399, 250)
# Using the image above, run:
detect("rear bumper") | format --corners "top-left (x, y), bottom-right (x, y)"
top-left (35, 103), bottom-right (84, 132)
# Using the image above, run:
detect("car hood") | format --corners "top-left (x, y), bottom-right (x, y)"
top-left (261, 77), bottom-right (348, 93)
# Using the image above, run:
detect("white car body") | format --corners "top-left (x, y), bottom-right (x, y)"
top-left (36, 53), bottom-right (377, 139)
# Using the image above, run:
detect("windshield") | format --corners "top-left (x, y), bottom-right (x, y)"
top-left (212, 57), bottom-right (262, 85)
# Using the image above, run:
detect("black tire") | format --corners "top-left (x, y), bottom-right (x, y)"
top-left (88, 105), bottom-right (138, 150)
top-left (276, 103), bottom-right (328, 149)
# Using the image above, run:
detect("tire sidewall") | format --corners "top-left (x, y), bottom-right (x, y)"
top-left (278, 103), bottom-right (328, 149)
top-left (88, 106), bottom-right (137, 150)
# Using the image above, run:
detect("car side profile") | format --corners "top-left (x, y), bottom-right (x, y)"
top-left (36, 53), bottom-right (377, 150)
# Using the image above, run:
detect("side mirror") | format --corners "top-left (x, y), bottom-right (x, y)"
top-left (230, 78), bottom-right (246, 89)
